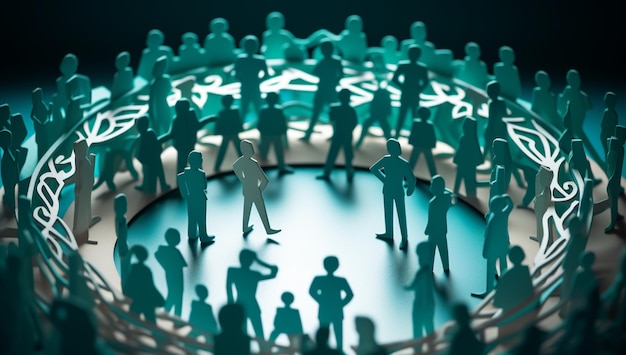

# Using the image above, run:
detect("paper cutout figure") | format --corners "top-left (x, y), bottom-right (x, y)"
top-left (258, 92), bottom-right (293, 175)
top-left (148, 55), bottom-right (173, 136)
top-left (493, 46), bottom-right (521, 101)
top-left (226, 249), bottom-right (278, 339)
top-left (568, 138), bottom-right (598, 184)
top-left (563, 251), bottom-right (598, 318)
top-left (178, 150), bottom-right (215, 244)
top-left (453, 117), bottom-right (483, 197)
top-left (233, 140), bottom-right (281, 236)
top-left (176, 32), bottom-right (206, 73)
top-left (425, 175), bottom-right (456, 273)
top-left (370, 138), bottom-right (416, 250)
top-left (473, 194), bottom-right (513, 298)
top-left (606, 136), bottom-right (624, 233)
top-left (0, 130), bottom-right (20, 213)
top-left (600, 92), bottom-right (618, 159)
top-left (301, 39), bottom-right (343, 141)
top-left (391, 45), bottom-right (429, 138)
top-left (336, 15), bottom-right (368, 64)
top-left (408, 106), bottom-right (437, 176)
top-left (56, 53), bottom-right (91, 109)
top-left (68, 251), bottom-right (94, 309)
top-left (309, 256), bottom-right (354, 352)
top-left (134, 115), bottom-right (170, 194)
top-left (30, 87), bottom-right (53, 160)
top-left (381, 35), bottom-right (401, 66)
top-left (114, 193), bottom-right (131, 285)
top-left (354, 316), bottom-right (386, 355)
top-left (531, 70), bottom-right (561, 129)
top-left (269, 291), bottom-right (304, 346)
top-left (453, 42), bottom-right (489, 90)
top-left (136, 29), bottom-right (174, 81)
top-left (233, 35), bottom-right (269, 122)
top-left (448, 304), bottom-right (485, 355)
top-left (169, 98), bottom-right (215, 174)
top-left (355, 81), bottom-right (392, 148)
top-left (123, 245), bottom-right (165, 323)
top-left (0, 103), bottom-right (10, 130)
top-left (214, 303), bottom-right (251, 355)
top-left (602, 249), bottom-right (626, 324)
top-left (204, 18), bottom-right (236, 68)
top-left (48, 296), bottom-right (99, 355)
top-left (68, 138), bottom-right (101, 245)
top-left (92, 131), bottom-right (139, 191)
top-left (560, 215), bottom-right (589, 316)
top-left (483, 81), bottom-right (507, 160)
top-left (530, 166), bottom-right (555, 245)
top-left (510, 325), bottom-right (546, 355)
top-left (303, 326), bottom-right (342, 355)
top-left (405, 241), bottom-right (436, 345)
top-left (188, 284), bottom-right (218, 338)
top-left (491, 138), bottom-right (525, 190)
top-left (316, 89), bottom-right (358, 182)
top-left (111, 51), bottom-right (134, 100)
top-left (400, 21), bottom-right (453, 75)
top-left (155, 228), bottom-right (188, 317)
top-left (262, 11), bottom-right (305, 61)
top-left (65, 94), bottom-right (88, 133)
top-left (214, 95), bottom-right (243, 172)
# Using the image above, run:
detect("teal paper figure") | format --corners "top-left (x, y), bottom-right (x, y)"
top-left (257, 92), bottom-right (293, 175)
top-left (30, 87), bottom-right (52, 159)
top-left (491, 138), bottom-right (525, 189)
top-left (568, 138), bottom-right (597, 184)
top-left (114, 193), bottom-right (131, 285)
top-left (301, 39), bottom-right (343, 141)
top-left (176, 32), bottom-right (206, 73)
top-left (149, 56), bottom-right (173, 136)
top-left (453, 42), bottom-right (489, 90)
top-left (56, 53), bottom-right (91, 109)
top-left (425, 175), bottom-right (455, 274)
top-left (262, 11), bottom-right (319, 61)
top-left (214, 95), bottom-right (243, 172)
top-left (316, 88), bottom-right (358, 182)
top-left (531, 70), bottom-right (561, 129)
top-left (214, 303), bottom-right (251, 355)
top-left (123, 245), bottom-right (165, 323)
top-left (176, 77), bottom-right (201, 116)
top-left (169, 98), bottom-right (215, 174)
top-left (605, 136), bottom-right (623, 233)
top-left (9, 113), bottom-right (27, 155)
top-left (555, 286), bottom-right (600, 355)
top-left (391, 45), bottom-right (429, 138)
top-left (233, 35), bottom-right (269, 122)
top-left (483, 81), bottom-right (507, 160)
top-left (530, 166), bottom-right (554, 244)
top-left (269, 291), bottom-right (304, 345)
top-left (559, 216), bottom-right (588, 316)
top-left (493, 46), bottom-right (521, 101)
top-left (134, 115), bottom-right (170, 194)
top-left (0, 130), bottom-right (19, 213)
top-left (558, 102), bottom-right (575, 155)
top-left (405, 241), bottom-right (436, 344)
top-left (204, 18), bottom-right (236, 68)
top-left (602, 249), bottom-right (626, 324)
top-left (354, 316), bottom-right (386, 355)
top-left (155, 228), bottom-right (188, 317)
top-left (49, 93), bottom-right (65, 134)
top-left (473, 194), bottom-right (513, 298)
top-left (448, 303), bottom-right (485, 355)
top-left (400, 21), bottom-right (453, 75)
top-left (177, 150), bottom-right (215, 244)
top-left (188, 284), bottom-right (218, 338)
top-left (453, 117), bottom-right (483, 197)
top-left (408, 106), bottom-right (437, 176)
top-left (337, 15), bottom-right (368, 64)
top-left (355, 81), bottom-right (392, 148)
top-left (488, 165), bottom-right (506, 202)
top-left (381, 35), bottom-right (400, 66)
top-left (48, 296), bottom-right (99, 355)
top-left (136, 29), bottom-right (174, 81)
top-left (68, 251), bottom-right (94, 309)
top-left (564, 251), bottom-right (598, 317)
top-left (303, 326), bottom-right (342, 355)
top-left (65, 94), bottom-right (88, 132)
top-left (370, 138), bottom-right (416, 250)
top-left (111, 51), bottom-right (134, 100)
top-left (92, 132), bottom-right (139, 191)
top-left (0, 103), bottom-right (9, 129)
top-left (226, 249), bottom-right (278, 339)
top-left (69, 138), bottom-right (101, 245)
top-left (309, 256), bottom-right (354, 352)
top-left (233, 140), bottom-right (281, 236)
top-left (511, 325), bottom-right (545, 355)
top-left (600, 91), bottom-right (618, 159)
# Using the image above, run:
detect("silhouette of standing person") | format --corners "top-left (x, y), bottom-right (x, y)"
top-left (391, 45), bottom-right (429, 138)
top-left (301, 39), bottom-right (344, 141)
top-left (258, 92), bottom-right (293, 175)
top-left (123, 245), bottom-right (164, 323)
top-left (0, 130), bottom-right (20, 213)
top-left (204, 18), bottom-right (236, 68)
top-left (355, 81), bottom-right (392, 148)
top-left (233, 35), bottom-right (269, 123)
top-left (155, 228), bottom-right (188, 317)
top-left (425, 175), bottom-right (456, 274)
top-left (408, 106), bottom-right (437, 177)
top-left (169, 98), bottom-right (215, 174)
top-left (233, 140), bottom-right (281, 236)
top-left (134, 115), bottom-right (170, 194)
top-left (453, 117), bottom-right (483, 197)
top-left (304, 326), bottom-right (342, 355)
top-left (137, 29), bottom-right (174, 81)
top-left (114, 193), bottom-right (131, 285)
top-left (226, 249), bottom-right (278, 339)
top-left (187, 284), bottom-right (218, 338)
top-left (309, 256), bottom-right (354, 352)
top-left (30, 87), bottom-right (52, 160)
top-left (483, 81), bottom-right (507, 160)
top-left (269, 291), bottom-right (304, 345)
top-left (354, 316), bottom-right (386, 355)
top-left (149, 56), bottom-right (173, 136)
top-left (214, 303), bottom-right (251, 355)
top-left (405, 242), bottom-right (436, 345)
top-left (316, 88), bottom-right (358, 182)
top-left (178, 150), bottom-right (215, 244)
top-left (600, 91), bottom-right (618, 159)
top-left (606, 136), bottom-right (624, 233)
top-left (448, 304), bottom-right (484, 355)
top-left (370, 138), bottom-right (416, 250)
top-left (69, 138), bottom-right (101, 245)
top-left (531, 70), bottom-right (561, 130)
top-left (214, 95), bottom-right (243, 172)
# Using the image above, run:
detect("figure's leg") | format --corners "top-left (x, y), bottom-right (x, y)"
top-left (254, 195), bottom-right (279, 234)
top-left (243, 198), bottom-right (253, 232)
top-left (465, 170), bottom-right (477, 196)
top-left (486, 258), bottom-right (496, 293)
top-left (379, 116), bottom-right (392, 140)
top-left (177, 150), bottom-right (187, 174)
top-left (214, 136), bottom-right (229, 171)
top-left (332, 319), bottom-right (343, 352)
top-left (188, 203), bottom-right (197, 239)
top-left (344, 140), bottom-right (354, 181)
top-left (395, 102), bottom-right (409, 138)
top-left (250, 311), bottom-right (265, 339)
top-left (396, 197), bottom-right (409, 249)
top-left (274, 138), bottom-right (289, 172)
top-left (144, 309), bottom-right (156, 324)
top-left (438, 237), bottom-right (450, 271)
top-left (498, 255), bottom-right (508, 277)
top-left (174, 289), bottom-right (183, 317)
top-left (269, 329), bottom-right (281, 342)
top-left (381, 196), bottom-right (394, 238)
top-left (408, 148), bottom-right (420, 171)
top-left (156, 160), bottom-right (170, 191)
top-left (453, 170), bottom-right (462, 195)
top-left (240, 94), bottom-right (251, 123)
top-left (259, 136), bottom-right (270, 160)
top-left (303, 93), bottom-right (324, 140)
top-left (425, 151), bottom-right (438, 177)
top-left (355, 116), bottom-right (375, 148)
top-left (320, 139), bottom-right (340, 178)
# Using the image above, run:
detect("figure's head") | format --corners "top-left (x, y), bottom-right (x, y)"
top-left (73, 138), bottom-right (88, 157)
top-left (416, 241), bottom-right (433, 268)
top-left (165, 228), bottom-right (181, 246)
top-left (354, 316), bottom-right (376, 338)
top-left (210, 18), bottom-right (228, 34)
top-left (570, 138), bottom-right (585, 158)
top-left (135, 115), bottom-right (150, 133)
top-left (0, 104), bottom-right (9, 124)
top-left (338, 88), bottom-right (351, 105)
top-left (60, 53), bottom-right (78, 76)
top-left (486, 80), bottom-right (500, 99)
top-left (266, 11), bottom-right (285, 31)
top-left (323, 256), bottom-right (339, 274)
top-left (239, 249), bottom-right (256, 267)
top-left (175, 98), bottom-right (191, 115)
top-left (382, 35), bottom-right (398, 50)
top-left (218, 303), bottom-right (245, 331)
top-left (498, 46), bottom-right (515, 64)
top-left (315, 326), bottom-right (331, 346)
top-left (281, 291), bottom-right (295, 306)
top-left (115, 51), bottom-right (131, 71)
top-left (221, 94), bottom-right (234, 108)
top-left (604, 91), bottom-right (617, 109)
top-left (410, 21), bottom-right (427, 42)
top-left (508, 245), bottom-right (525, 266)
top-left (114, 193), bottom-right (127, 215)
top-left (265, 92), bottom-right (280, 106)
top-left (429, 175), bottom-right (445, 195)
top-left (465, 42), bottom-right (480, 59)
top-left (195, 284), bottom-right (209, 300)
top-left (407, 45), bottom-right (422, 62)
top-left (319, 39), bottom-right (334, 57)
top-left (241, 35), bottom-right (259, 55)
top-left (240, 139), bottom-right (255, 157)
top-left (452, 303), bottom-right (470, 325)
top-left (182, 32), bottom-right (198, 45)
top-left (386, 138), bottom-right (402, 156)
top-left (346, 15), bottom-right (363, 33)
top-left (579, 251), bottom-right (595, 270)
top-left (491, 138), bottom-right (507, 158)
top-left (566, 69), bottom-right (581, 89)
top-left (417, 106), bottom-right (431, 121)
top-left (131, 245), bottom-right (149, 263)
top-left (32, 87), bottom-right (43, 103)
top-left (188, 150), bottom-right (203, 169)
top-left (146, 29), bottom-right (165, 48)
top-left (462, 116), bottom-right (477, 135)
top-left (534, 70), bottom-right (550, 89)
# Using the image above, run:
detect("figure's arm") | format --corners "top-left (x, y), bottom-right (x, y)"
top-left (232, 160), bottom-right (245, 182)
top-left (158, 132), bottom-right (171, 144)
top-left (341, 279), bottom-right (354, 306)
top-left (199, 115), bottom-right (217, 127)
top-left (404, 272), bottom-right (418, 291)
top-left (259, 264), bottom-right (278, 281)
top-left (369, 157), bottom-right (386, 183)
top-left (226, 269), bottom-right (235, 304)
top-left (405, 165), bottom-right (416, 196)
top-left (257, 163), bottom-right (269, 190)
top-left (391, 66), bottom-right (402, 88)
top-left (309, 278), bottom-right (321, 302)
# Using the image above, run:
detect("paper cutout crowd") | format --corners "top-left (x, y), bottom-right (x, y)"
top-left (0, 9), bottom-right (625, 355)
